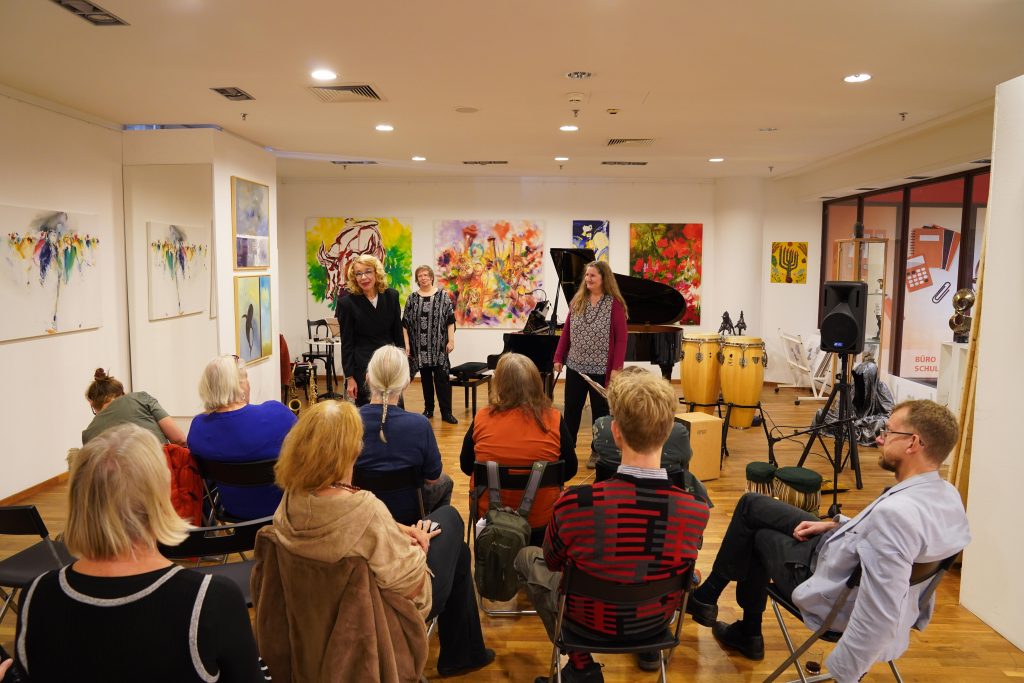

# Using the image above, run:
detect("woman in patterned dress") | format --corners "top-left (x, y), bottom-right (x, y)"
top-left (553, 260), bottom-right (629, 450)
top-left (403, 265), bottom-right (458, 424)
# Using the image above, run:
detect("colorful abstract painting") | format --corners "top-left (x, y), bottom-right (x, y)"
top-left (1, 205), bottom-right (102, 341)
top-left (572, 220), bottom-right (610, 262)
top-left (231, 176), bottom-right (270, 269)
top-left (629, 222), bottom-right (702, 325)
top-left (305, 217), bottom-right (413, 320)
top-left (147, 222), bottom-right (210, 320)
top-left (435, 219), bottom-right (544, 328)
top-left (235, 274), bottom-right (271, 363)
top-left (770, 241), bottom-right (808, 284)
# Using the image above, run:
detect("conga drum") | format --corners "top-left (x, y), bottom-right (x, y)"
top-left (680, 333), bottom-right (723, 414)
top-left (718, 336), bottom-right (767, 428)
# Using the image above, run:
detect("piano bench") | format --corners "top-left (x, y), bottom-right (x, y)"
top-left (449, 374), bottom-right (491, 415)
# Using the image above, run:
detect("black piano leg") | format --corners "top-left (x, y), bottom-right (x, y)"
top-left (658, 363), bottom-right (673, 381)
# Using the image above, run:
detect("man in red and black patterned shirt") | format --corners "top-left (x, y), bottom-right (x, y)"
top-left (515, 371), bottom-right (710, 683)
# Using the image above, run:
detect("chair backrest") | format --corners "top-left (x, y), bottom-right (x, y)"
top-left (472, 460), bottom-right (565, 491)
top-left (159, 516), bottom-right (273, 559)
top-left (353, 467), bottom-right (425, 493)
top-left (561, 561), bottom-right (693, 606)
top-left (195, 457), bottom-right (278, 488)
top-left (307, 318), bottom-right (330, 340)
top-left (0, 505), bottom-right (50, 538)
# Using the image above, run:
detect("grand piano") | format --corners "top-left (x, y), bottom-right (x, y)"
top-left (488, 248), bottom-right (686, 387)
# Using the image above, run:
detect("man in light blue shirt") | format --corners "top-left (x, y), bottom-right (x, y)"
top-left (686, 399), bottom-right (970, 683)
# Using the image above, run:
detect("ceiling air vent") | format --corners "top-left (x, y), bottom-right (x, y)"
top-left (211, 87), bottom-right (254, 102)
top-left (308, 84), bottom-right (383, 103)
top-left (49, 0), bottom-right (128, 25)
top-left (971, 158), bottom-right (991, 164)
top-left (462, 160), bottom-right (508, 166)
top-left (606, 138), bottom-right (655, 146)
top-left (601, 161), bottom-right (648, 166)
top-left (330, 160), bottom-right (377, 165)
top-left (855, 187), bottom-right (878, 191)
top-left (905, 176), bottom-right (931, 180)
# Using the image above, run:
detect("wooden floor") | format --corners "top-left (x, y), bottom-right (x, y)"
top-left (3, 381), bottom-right (1021, 681)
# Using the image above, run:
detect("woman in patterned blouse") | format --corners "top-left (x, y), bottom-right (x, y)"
top-left (403, 265), bottom-right (458, 424)
top-left (553, 260), bottom-right (629, 450)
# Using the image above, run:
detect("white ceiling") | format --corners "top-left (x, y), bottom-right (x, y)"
top-left (2, 0), bottom-right (1022, 182)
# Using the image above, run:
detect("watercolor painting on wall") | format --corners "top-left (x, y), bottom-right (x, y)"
top-left (231, 176), bottom-right (270, 269)
top-left (305, 217), bottom-right (413, 321)
top-left (147, 222), bottom-right (211, 320)
top-left (770, 241), bottom-right (808, 284)
top-left (235, 274), bottom-right (271, 363)
top-left (434, 218), bottom-right (544, 328)
top-left (572, 220), bottom-right (610, 262)
top-left (1, 205), bottom-right (102, 341)
top-left (629, 222), bottom-right (703, 325)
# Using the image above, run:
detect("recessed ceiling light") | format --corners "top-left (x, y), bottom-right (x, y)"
top-left (411, 156), bottom-right (426, 162)
top-left (554, 156), bottom-right (569, 162)
top-left (708, 157), bottom-right (724, 163)
top-left (455, 106), bottom-right (479, 114)
top-left (559, 125), bottom-right (579, 132)
top-left (843, 73), bottom-right (872, 83)
top-left (311, 69), bottom-right (336, 81)
top-left (375, 123), bottom-right (394, 132)
top-left (566, 71), bottom-right (593, 80)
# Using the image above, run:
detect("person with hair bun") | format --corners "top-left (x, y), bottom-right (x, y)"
top-left (337, 254), bottom-right (406, 407)
top-left (82, 368), bottom-right (186, 446)
top-left (356, 345), bottom-right (453, 525)
top-left (187, 354), bottom-right (296, 519)
top-left (14, 424), bottom-right (265, 682)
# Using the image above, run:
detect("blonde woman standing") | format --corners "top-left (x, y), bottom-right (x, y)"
top-left (553, 260), bottom-right (629, 447)
top-left (336, 254), bottom-right (406, 406)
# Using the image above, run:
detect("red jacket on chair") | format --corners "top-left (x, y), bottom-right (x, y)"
top-left (163, 443), bottom-right (204, 526)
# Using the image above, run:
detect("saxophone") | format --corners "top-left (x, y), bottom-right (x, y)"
top-left (288, 361), bottom-right (302, 416)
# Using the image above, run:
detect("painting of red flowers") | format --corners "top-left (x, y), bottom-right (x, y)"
top-left (629, 222), bottom-right (702, 324)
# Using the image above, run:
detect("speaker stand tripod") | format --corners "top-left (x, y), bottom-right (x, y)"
top-left (796, 352), bottom-right (863, 517)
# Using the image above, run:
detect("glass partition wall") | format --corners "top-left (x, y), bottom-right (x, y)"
top-left (821, 168), bottom-right (989, 386)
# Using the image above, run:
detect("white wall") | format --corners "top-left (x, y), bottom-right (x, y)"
top-left (123, 160), bottom-right (217, 419)
top-left (278, 178), bottom-right (740, 378)
top-left (0, 92), bottom-right (127, 499)
top-left (960, 74), bottom-right (1024, 650)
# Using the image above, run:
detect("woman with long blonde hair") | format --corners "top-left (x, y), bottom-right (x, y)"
top-left (553, 260), bottom-right (629, 452)
top-left (336, 254), bottom-right (406, 406)
top-left (459, 353), bottom-right (577, 544)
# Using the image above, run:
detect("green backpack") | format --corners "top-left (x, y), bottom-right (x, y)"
top-left (474, 461), bottom-right (548, 601)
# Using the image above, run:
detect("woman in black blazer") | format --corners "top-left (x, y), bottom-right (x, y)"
top-left (336, 254), bottom-right (406, 406)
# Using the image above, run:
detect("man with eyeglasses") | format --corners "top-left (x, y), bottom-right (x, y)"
top-left (686, 399), bottom-right (970, 683)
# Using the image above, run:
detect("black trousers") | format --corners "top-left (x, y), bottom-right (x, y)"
top-left (713, 493), bottom-right (821, 618)
top-left (563, 369), bottom-right (609, 447)
top-left (418, 365), bottom-right (453, 416)
top-left (424, 505), bottom-right (488, 670)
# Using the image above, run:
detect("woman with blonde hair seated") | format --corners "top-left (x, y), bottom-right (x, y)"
top-left (188, 354), bottom-right (296, 519)
top-left (460, 353), bottom-right (577, 545)
top-left (13, 424), bottom-right (264, 682)
top-left (356, 345), bottom-right (454, 525)
top-left (253, 400), bottom-right (493, 679)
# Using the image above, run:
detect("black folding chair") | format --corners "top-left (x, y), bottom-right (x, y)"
top-left (158, 516), bottom-right (273, 607)
top-left (193, 457), bottom-right (279, 524)
top-left (549, 562), bottom-right (695, 683)
top-left (0, 505), bottom-right (75, 626)
top-left (469, 461), bottom-right (565, 617)
top-left (763, 553), bottom-right (961, 683)
top-left (352, 466), bottom-right (427, 526)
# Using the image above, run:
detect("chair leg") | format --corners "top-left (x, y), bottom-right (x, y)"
top-left (0, 587), bottom-right (19, 626)
top-left (659, 650), bottom-right (668, 683)
top-left (888, 660), bottom-right (903, 682)
top-left (764, 599), bottom-right (810, 683)
top-left (549, 642), bottom-right (561, 682)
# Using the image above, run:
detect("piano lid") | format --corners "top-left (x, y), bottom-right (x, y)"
top-left (549, 247), bottom-right (686, 326)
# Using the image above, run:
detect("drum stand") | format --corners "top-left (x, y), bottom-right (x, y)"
top-left (795, 352), bottom-right (863, 516)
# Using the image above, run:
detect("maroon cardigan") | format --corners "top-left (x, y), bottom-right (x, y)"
top-left (553, 297), bottom-right (628, 384)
